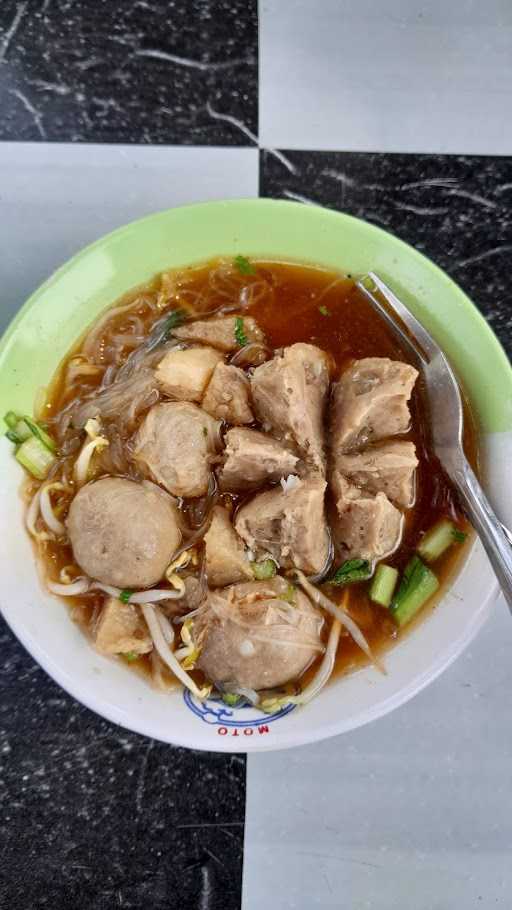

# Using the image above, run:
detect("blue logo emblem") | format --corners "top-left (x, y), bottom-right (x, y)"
top-left (183, 688), bottom-right (297, 728)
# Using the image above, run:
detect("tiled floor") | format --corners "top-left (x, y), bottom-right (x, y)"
top-left (259, 0), bottom-right (512, 154)
top-left (244, 599), bottom-right (512, 909)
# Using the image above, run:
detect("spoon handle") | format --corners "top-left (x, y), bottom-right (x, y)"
top-left (454, 457), bottom-right (512, 613)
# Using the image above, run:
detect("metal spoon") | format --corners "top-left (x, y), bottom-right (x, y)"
top-left (357, 272), bottom-right (512, 612)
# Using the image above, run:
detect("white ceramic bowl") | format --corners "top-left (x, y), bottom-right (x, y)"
top-left (1, 200), bottom-right (511, 752)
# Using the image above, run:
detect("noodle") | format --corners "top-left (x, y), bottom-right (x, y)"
top-left (71, 368), bottom-right (158, 429)
top-left (82, 296), bottom-right (150, 362)
top-left (109, 334), bottom-right (147, 348)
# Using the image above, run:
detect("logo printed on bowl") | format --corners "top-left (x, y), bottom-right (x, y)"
top-left (183, 688), bottom-right (296, 735)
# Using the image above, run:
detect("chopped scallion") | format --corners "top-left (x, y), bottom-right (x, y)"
top-left (222, 693), bottom-right (242, 707)
top-left (370, 564), bottom-right (398, 608)
top-left (122, 651), bottom-right (138, 662)
top-left (22, 415), bottom-right (56, 453)
top-left (318, 305), bottom-right (330, 316)
top-left (162, 308), bottom-right (186, 340)
top-left (251, 559), bottom-right (277, 580)
top-left (4, 411), bottom-right (19, 430)
top-left (119, 589), bottom-right (134, 604)
top-left (234, 316), bottom-right (248, 347)
top-left (329, 558), bottom-right (372, 586)
top-left (11, 419), bottom-right (33, 443)
top-left (4, 411), bottom-right (55, 450)
top-left (417, 519), bottom-right (462, 563)
top-left (234, 255), bottom-right (256, 276)
top-left (391, 556), bottom-right (439, 627)
top-left (15, 435), bottom-right (56, 480)
top-left (281, 584), bottom-right (296, 604)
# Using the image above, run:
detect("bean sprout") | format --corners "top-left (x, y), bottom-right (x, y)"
top-left (141, 604), bottom-right (211, 699)
top-left (165, 550), bottom-right (193, 588)
top-left (90, 583), bottom-right (183, 603)
top-left (26, 488), bottom-right (42, 537)
top-left (128, 589), bottom-right (184, 604)
top-left (39, 483), bottom-right (67, 537)
top-left (59, 565), bottom-right (77, 583)
top-left (165, 572), bottom-right (186, 595)
top-left (91, 583), bottom-right (121, 598)
top-left (293, 571), bottom-right (385, 674)
top-left (260, 617), bottom-right (342, 712)
top-left (47, 578), bottom-right (90, 596)
top-left (226, 685), bottom-right (260, 706)
top-left (74, 435), bottom-right (109, 487)
top-left (156, 611), bottom-right (175, 646)
top-left (174, 619), bottom-right (201, 668)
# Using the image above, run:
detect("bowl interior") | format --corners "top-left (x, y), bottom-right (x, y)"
top-left (1, 199), bottom-right (511, 752)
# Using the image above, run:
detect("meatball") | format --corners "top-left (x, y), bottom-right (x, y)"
top-left (195, 577), bottom-right (324, 690)
top-left (67, 477), bottom-right (181, 588)
top-left (133, 402), bottom-right (221, 498)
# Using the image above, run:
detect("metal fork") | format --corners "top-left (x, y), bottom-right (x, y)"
top-left (357, 272), bottom-right (512, 612)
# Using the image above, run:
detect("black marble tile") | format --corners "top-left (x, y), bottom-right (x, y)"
top-left (260, 150), bottom-right (512, 358)
top-left (0, 620), bottom-right (245, 910)
top-left (0, 0), bottom-right (257, 145)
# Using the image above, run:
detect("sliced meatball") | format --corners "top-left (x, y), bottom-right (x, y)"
top-left (235, 476), bottom-right (329, 575)
top-left (95, 597), bottom-right (152, 656)
top-left (331, 357), bottom-right (418, 452)
top-left (336, 441), bottom-right (418, 508)
top-left (332, 472), bottom-right (403, 561)
top-left (251, 343), bottom-right (330, 472)
top-left (202, 363), bottom-right (253, 424)
top-left (155, 346), bottom-right (223, 402)
top-left (173, 315), bottom-right (264, 353)
top-left (219, 427), bottom-right (299, 492)
top-left (195, 577), bottom-right (324, 690)
top-left (67, 477), bottom-right (181, 587)
top-left (204, 505), bottom-right (253, 587)
top-left (133, 402), bottom-right (221, 498)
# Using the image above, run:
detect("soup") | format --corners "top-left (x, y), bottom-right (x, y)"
top-left (6, 258), bottom-right (473, 710)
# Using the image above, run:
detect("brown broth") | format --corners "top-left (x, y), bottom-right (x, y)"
top-left (38, 258), bottom-right (476, 688)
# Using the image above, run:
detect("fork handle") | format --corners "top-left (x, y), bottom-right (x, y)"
top-left (453, 458), bottom-right (512, 613)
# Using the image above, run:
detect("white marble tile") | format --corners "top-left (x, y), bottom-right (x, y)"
top-left (260, 0), bottom-right (512, 154)
top-left (243, 599), bottom-right (512, 909)
top-left (0, 143), bottom-right (258, 333)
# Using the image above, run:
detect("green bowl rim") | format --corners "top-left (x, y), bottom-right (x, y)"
top-left (1, 197), bottom-right (511, 395)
